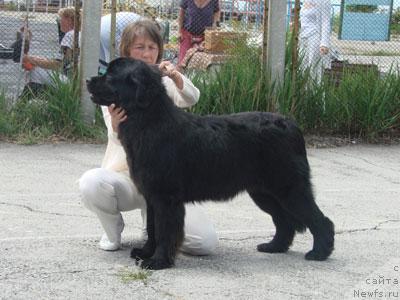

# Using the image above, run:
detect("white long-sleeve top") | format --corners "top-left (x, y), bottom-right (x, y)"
top-left (300, 0), bottom-right (331, 49)
top-left (100, 74), bottom-right (200, 175)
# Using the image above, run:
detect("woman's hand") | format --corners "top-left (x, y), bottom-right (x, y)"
top-left (22, 55), bottom-right (35, 70)
top-left (108, 104), bottom-right (127, 133)
top-left (320, 46), bottom-right (329, 55)
top-left (159, 61), bottom-right (183, 90)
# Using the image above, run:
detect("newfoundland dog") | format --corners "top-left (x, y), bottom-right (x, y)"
top-left (87, 57), bottom-right (334, 270)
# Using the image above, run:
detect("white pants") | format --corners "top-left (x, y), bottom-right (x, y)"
top-left (299, 35), bottom-right (330, 83)
top-left (79, 168), bottom-right (218, 255)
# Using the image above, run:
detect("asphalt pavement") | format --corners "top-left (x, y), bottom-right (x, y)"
top-left (0, 142), bottom-right (399, 300)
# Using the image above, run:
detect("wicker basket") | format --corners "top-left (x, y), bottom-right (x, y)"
top-left (204, 29), bottom-right (246, 53)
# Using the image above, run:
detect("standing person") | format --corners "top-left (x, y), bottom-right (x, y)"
top-left (299, 0), bottom-right (331, 82)
top-left (99, 12), bottom-right (142, 73)
top-left (21, 7), bottom-right (80, 96)
top-left (178, 0), bottom-right (220, 66)
top-left (79, 19), bottom-right (218, 255)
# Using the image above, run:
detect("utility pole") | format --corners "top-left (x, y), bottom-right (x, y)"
top-left (79, 0), bottom-right (102, 124)
top-left (264, 0), bottom-right (287, 87)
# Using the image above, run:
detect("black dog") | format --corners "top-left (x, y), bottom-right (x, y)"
top-left (87, 57), bottom-right (334, 270)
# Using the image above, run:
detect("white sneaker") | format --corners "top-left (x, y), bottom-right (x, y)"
top-left (99, 233), bottom-right (121, 251)
top-left (98, 221), bottom-right (124, 251)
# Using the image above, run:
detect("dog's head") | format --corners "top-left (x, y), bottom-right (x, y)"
top-left (87, 57), bottom-right (163, 111)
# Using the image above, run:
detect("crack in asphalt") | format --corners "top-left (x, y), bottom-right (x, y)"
top-left (327, 149), bottom-right (400, 175)
top-left (219, 220), bottom-right (400, 241)
top-left (0, 202), bottom-right (91, 218)
top-left (0, 202), bottom-right (33, 211)
top-left (335, 219), bottom-right (400, 234)
top-left (0, 268), bottom-right (115, 281)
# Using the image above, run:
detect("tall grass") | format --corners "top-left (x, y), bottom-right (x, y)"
top-left (1, 49), bottom-right (399, 143)
top-left (190, 40), bottom-right (400, 140)
top-left (0, 74), bottom-right (105, 144)
top-left (190, 43), bottom-right (276, 115)
top-left (323, 69), bottom-right (400, 138)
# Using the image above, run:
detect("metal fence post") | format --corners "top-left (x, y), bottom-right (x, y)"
top-left (265, 0), bottom-right (287, 87)
top-left (79, 0), bottom-right (102, 125)
top-left (110, 0), bottom-right (117, 62)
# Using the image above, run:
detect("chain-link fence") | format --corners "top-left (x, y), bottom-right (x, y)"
top-left (1, 0), bottom-right (400, 101)
top-left (291, 0), bottom-right (400, 83)
top-left (99, 0), bottom-right (264, 72)
top-left (0, 1), bottom-right (69, 100)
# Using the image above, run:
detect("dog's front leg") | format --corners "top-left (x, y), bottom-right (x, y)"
top-left (131, 205), bottom-right (156, 260)
top-left (141, 197), bottom-right (185, 270)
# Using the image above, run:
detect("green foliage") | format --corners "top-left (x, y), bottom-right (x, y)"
top-left (331, 14), bottom-right (341, 34)
top-left (391, 23), bottom-right (400, 35)
top-left (190, 42), bottom-right (276, 115)
top-left (346, 5), bottom-right (378, 13)
top-left (392, 7), bottom-right (400, 24)
top-left (4, 2), bottom-right (18, 11)
top-left (0, 74), bottom-right (106, 144)
top-left (117, 268), bottom-right (152, 285)
top-left (1, 45), bottom-right (399, 143)
top-left (190, 39), bottom-right (400, 140)
top-left (391, 8), bottom-right (400, 35)
top-left (323, 68), bottom-right (400, 139)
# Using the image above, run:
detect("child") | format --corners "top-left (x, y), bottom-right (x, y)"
top-left (79, 19), bottom-right (218, 255)
top-left (20, 7), bottom-right (80, 98)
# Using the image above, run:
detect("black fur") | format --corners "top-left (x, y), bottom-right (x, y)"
top-left (87, 57), bottom-right (335, 270)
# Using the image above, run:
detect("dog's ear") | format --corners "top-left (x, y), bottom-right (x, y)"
top-left (128, 74), bottom-right (152, 109)
top-left (124, 66), bottom-right (163, 110)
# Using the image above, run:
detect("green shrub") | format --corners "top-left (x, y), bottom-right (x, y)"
top-left (323, 68), bottom-right (400, 138)
top-left (1, 49), bottom-right (399, 143)
top-left (0, 74), bottom-right (105, 144)
top-left (190, 42), bottom-right (276, 115)
top-left (190, 40), bottom-right (400, 140)
top-left (346, 5), bottom-right (378, 13)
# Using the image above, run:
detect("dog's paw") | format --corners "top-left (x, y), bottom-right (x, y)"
top-left (257, 242), bottom-right (289, 253)
top-left (140, 258), bottom-right (173, 270)
top-left (130, 247), bottom-right (152, 261)
top-left (305, 250), bottom-right (330, 261)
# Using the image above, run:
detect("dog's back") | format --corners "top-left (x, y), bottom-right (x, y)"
top-left (160, 110), bottom-right (309, 202)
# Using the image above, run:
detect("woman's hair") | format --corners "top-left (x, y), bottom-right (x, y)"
top-left (58, 7), bottom-right (81, 30)
top-left (119, 19), bottom-right (163, 63)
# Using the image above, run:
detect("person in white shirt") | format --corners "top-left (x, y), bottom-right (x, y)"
top-left (22, 7), bottom-right (79, 91)
top-left (79, 19), bottom-right (218, 255)
top-left (299, 0), bottom-right (331, 82)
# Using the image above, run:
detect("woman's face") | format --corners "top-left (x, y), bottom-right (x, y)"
top-left (128, 35), bottom-right (159, 65)
top-left (60, 15), bottom-right (74, 33)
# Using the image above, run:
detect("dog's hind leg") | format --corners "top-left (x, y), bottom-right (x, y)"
top-left (131, 205), bottom-right (156, 261)
top-left (279, 181), bottom-right (335, 261)
top-left (140, 197), bottom-right (185, 270)
top-left (248, 191), bottom-right (296, 254)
